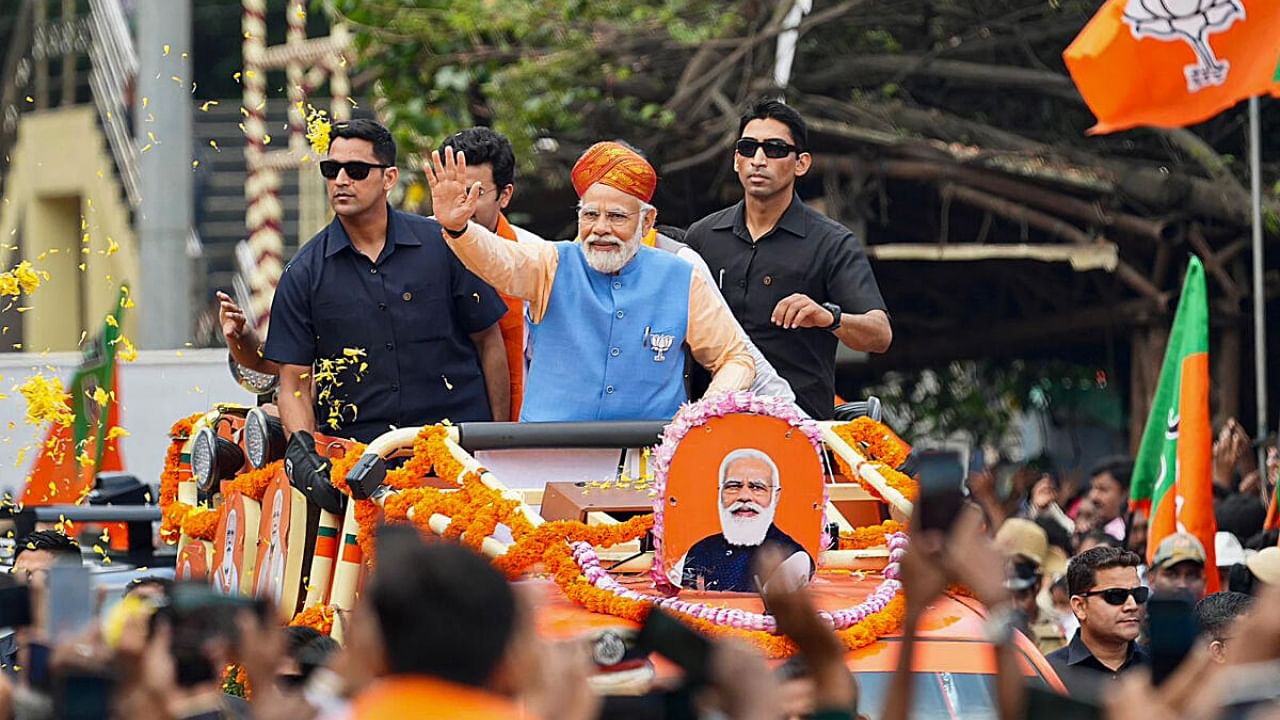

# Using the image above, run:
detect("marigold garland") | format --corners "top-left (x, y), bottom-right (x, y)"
top-left (181, 506), bottom-right (220, 541)
top-left (156, 410), bottom-right (910, 661)
top-left (828, 417), bottom-right (919, 503)
top-left (289, 604), bottom-right (335, 636)
top-left (222, 460), bottom-right (284, 502)
top-left (832, 417), bottom-right (910, 469)
top-left (838, 519), bottom-right (907, 550)
top-left (326, 440), bottom-right (369, 495)
top-left (158, 413), bottom-right (203, 542)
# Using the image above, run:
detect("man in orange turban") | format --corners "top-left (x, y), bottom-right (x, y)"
top-left (570, 140), bottom-right (659, 204)
top-left (426, 142), bottom-right (755, 422)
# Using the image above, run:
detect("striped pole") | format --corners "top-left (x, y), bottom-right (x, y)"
top-left (303, 510), bottom-right (341, 608)
top-left (327, 500), bottom-right (364, 644)
top-left (330, 24), bottom-right (352, 122)
top-left (242, 0), bottom-right (284, 335)
top-left (285, 0), bottom-right (307, 158)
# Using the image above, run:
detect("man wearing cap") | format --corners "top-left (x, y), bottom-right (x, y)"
top-left (1148, 532), bottom-right (1207, 599)
top-left (424, 142), bottom-right (755, 421)
top-left (1215, 531), bottom-right (1247, 591)
top-left (994, 519), bottom-right (1068, 655)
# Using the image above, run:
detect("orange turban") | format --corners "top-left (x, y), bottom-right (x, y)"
top-left (570, 141), bottom-right (657, 203)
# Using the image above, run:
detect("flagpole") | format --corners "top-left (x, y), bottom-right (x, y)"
top-left (1249, 96), bottom-right (1269, 500)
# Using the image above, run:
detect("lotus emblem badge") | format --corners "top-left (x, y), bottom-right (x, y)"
top-left (1123, 0), bottom-right (1245, 92)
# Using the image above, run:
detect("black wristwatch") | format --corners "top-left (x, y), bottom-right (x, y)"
top-left (444, 223), bottom-right (468, 239)
top-left (821, 302), bottom-right (842, 331)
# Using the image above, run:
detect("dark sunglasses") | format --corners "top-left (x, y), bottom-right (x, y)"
top-left (319, 159), bottom-right (391, 181)
top-left (1076, 586), bottom-right (1150, 606)
top-left (735, 138), bottom-right (800, 159)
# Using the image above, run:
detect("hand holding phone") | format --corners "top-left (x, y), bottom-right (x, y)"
top-left (918, 469), bottom-right (966, 533)
top-left (1147, 595), bottom-right (1200, 686)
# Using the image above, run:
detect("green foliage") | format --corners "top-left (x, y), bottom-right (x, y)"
top-left (862, 360), bottom-right (1116, 448)
top-left (326, 0), bottom-right (742, 171)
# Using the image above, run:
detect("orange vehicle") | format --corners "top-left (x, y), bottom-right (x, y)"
top-left (161, 396), bottom-right (1066, 717)
top-left (532, 547), bottom-right (1065, 717)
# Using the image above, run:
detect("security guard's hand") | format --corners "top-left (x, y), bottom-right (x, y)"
top-left (285, 430), bottom-right (346, 515)
top-left (771, 293), bottom-right (834, 330)
top-left (217, 291), bottom-right (249, 344)
top-left (425, 146), bottom-right (481, 234)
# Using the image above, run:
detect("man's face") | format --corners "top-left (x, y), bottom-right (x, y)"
top-left (326, 137), bottom-right (397, 218)
top-left (720, 457), bottom-right (776, 511)
top-left (13, 549), bottom-right (57, 589)
top-left (1071, 565), bottom-right (1145, 643)
top-left (577, 183), bottom-right (651, 274)
top-left (1150, 561), bottom-right (1206, 598)
top-left (1088, 472), bottom-right (1125, 524)
top-left (1012, 582), bottom-right (1040, 619)
top-left (1074, 498), bottom-right (1098, 538)
top-left (718, 456), bottom-right (778, 547)
top-left (1127, 509), bottom-right (1149, 554)
top-left (461, 163), bottom-right (511, 233)
top-left (734, 118), bottom-right (811, 200)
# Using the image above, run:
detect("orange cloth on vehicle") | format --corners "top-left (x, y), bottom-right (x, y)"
top-left (494, 213), bottom-right (525, 420)
top-left (570, 141), bottom-right (657, 202)
top-left (351, 675), bottom-right (523, 719)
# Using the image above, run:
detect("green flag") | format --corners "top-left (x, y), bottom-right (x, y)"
top-left (1130, 257), bottom-right (1217, 590)
top-left (22, 286), bottom-right (129, 505)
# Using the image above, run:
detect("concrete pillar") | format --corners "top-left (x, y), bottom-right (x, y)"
top-left (134, 0), bottom-right (194, 348)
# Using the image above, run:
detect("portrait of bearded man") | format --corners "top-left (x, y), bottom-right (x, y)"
top-left (671, 448), bottom-right (813, 593)
top-left (215, 507), bottom-right (240, 596)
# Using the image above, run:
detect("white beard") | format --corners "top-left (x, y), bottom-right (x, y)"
top-left (580, 224), bottom-right (643, 274)
top-left (718, 499), bottom-right (777, 547)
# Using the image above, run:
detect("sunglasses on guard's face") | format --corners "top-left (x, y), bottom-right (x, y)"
top-left (735, 138), bottom-right (800, 159)
top-left (1075, 586), bottom-right (1150, 606)
top-left (320, 160), bottom-right (391, 181)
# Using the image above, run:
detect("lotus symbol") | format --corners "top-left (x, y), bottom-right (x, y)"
top-left (1123, 0), bottom-right (1245, 92)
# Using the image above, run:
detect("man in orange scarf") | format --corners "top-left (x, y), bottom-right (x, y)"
top-left (439, 128), bottom-right (543, 420)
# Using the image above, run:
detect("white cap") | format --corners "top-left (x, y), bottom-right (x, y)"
top-left (1215, 531), bottom-right (1246, 567)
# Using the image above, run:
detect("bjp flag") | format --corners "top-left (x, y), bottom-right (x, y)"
top-left (1130, 257), bottom-right (1218, 591)
top-left (22, 286), bottom-right (129, 508)
top-left (1064, 0), bottom-right (1280, 133)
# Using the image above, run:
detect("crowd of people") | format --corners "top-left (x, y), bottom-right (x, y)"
top-left (0, 93), bottom-right (1276, 718)
top-left (0, 443), bottom-right (1276, 719)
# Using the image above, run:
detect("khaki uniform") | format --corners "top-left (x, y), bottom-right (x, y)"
top-left (1028, 608), bottom-right (1068, 656)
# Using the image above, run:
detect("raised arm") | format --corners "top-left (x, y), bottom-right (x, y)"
top-left (449, 222), bottom-right (559, 322)
top-left (427, 147), bottom-right (559, 321)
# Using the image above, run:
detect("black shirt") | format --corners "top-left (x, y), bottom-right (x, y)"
top-left (1046, 630), bottom-right (1150, 700)
top-left (684, 195), bottom-right (886, 419)
top-left (264, 207), bottom-right (507, 442)
top-left (680, 524), bottom-right (811, 592)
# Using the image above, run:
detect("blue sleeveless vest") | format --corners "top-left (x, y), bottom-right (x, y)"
top-left (521, 243), bottom-right (692, 421)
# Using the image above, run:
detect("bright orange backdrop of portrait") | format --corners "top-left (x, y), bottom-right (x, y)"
top-left (660, 414), bottom-right (825, 572)
top-left (253, 475), bottom-right (294, 596)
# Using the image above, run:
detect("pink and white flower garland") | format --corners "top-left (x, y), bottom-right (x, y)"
top-left (573, 531), bottom-right (908, 632)
top-left (649, 392), bottom-right (827, 588)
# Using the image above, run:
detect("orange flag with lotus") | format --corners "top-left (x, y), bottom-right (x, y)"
top-left (1064, 0), bottom-right (1280, 134)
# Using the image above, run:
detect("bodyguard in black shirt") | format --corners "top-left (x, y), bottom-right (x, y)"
top-left (684, 99), bottom-right (891, 419)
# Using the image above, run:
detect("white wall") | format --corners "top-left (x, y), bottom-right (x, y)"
top-left (0, 349), bottom-right (255, 497)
